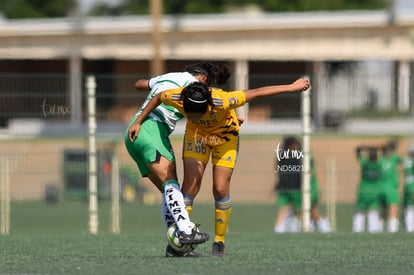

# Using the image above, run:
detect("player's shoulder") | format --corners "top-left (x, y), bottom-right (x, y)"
top-left (151, 72), bottom-right (196, 88)
top-left (162, 86), bottom-right (184, 101)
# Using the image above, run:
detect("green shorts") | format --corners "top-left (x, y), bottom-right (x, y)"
top-left (356, 183), bottom-right (380, 211)
top-left (124, 117), bottom-right (174, 177)
top-left (277, 189), bottom-right (319, 211)
top-left (379, 186), bottom-right (400, 206)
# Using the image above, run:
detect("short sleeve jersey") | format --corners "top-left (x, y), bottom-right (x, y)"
top-left (404, 156), bottom-right (414, 186)
top-left (359, 156), bottom-right (382, 184)
top-left (380, 153), bottom-right (402, 186)
top-left (136, 72), bottom-right (198, 132)
top-left (161, 87), bottom-right (246, 139)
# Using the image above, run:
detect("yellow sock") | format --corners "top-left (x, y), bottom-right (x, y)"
top-left (215, 207), bottom-right (232, 243)
top-left (186, 205), bottom-right (193, 216)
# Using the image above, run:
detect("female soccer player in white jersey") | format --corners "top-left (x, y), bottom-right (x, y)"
top-left (125, 62), bottom-right (230, 257)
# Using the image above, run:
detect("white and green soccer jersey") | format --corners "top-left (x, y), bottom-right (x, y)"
top-left (404, 157), bottom-right (414, 186)
top-left (404, 156), bottom-right (414, 205)
top-left (136, 72), bottom-right (198, 132)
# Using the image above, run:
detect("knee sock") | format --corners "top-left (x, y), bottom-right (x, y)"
top-left (184, 194), bottom-right (194, 216)
top-left (161, 195), bottom-right (175, 231)
top-left (405, 206), bottom-right (414, 232)
top-left (214, 196), bottom-right (232, 243)
top-left (163, 180), bottom-right (193, 234)
top-left (353, 212), bottom-right (365, 233)
top-left (367, 210), bottom-right (381, 233)
top-left (387, 218), bottom-right (399, 233)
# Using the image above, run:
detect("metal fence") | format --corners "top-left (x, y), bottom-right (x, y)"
top-left (0, 72), bottom-right (413, 234)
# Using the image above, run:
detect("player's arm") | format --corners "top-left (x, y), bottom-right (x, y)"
top-left (243, 78), bottom-right (310, 102)
top-left (135, 79), bottom-right (150, 90)
top-left (128, 93), bottom-right (162, 142)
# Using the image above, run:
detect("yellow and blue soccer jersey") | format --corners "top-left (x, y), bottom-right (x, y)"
top-left (161, 87), bottom-right (246, 143)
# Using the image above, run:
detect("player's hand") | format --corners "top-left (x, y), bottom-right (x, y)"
top-left (128, 123), bottom-right (141, 142)
top-left (292, 78), bottom-right (310, 92)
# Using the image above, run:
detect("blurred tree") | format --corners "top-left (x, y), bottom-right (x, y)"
top-left (0, 0), bottom-right (389, 18)
top-left (119, 0), bottom-right (389, 15)
top-left (0, 0), bottom-right (77, 18)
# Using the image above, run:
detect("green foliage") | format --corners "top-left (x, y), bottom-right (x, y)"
top-left (0, 0), bottom-right (389, 18)
top-left (0, 0), bottom-right (76, 19)
top-left (122, 0), bottom-right (388, 15)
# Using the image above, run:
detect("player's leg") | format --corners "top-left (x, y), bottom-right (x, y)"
top-left (385, 188), bottom-right (400, 233)
top-left (274, 192), bottom-right (290, 233)
top-left (353, 211), bottom-right (366, 233)
top-left (310, 190), bottom-right (331, 233)
top-left (210, 138), bottom-right (238, 256)
top-left (125, 119), bottom-right (208, 244)
top-left (147, 157), bottom-right (192, 233)
top-left (181, 130), bottom-right (210, 215)
top-left (353, 186), bottom-right (367, 233)
top-left (404, 187), bottom-right (414, 232)
top-left (367, 189), bottom-right (381, 233)
top-left (288, 191), bottom-right (303, 233)
top-left (211, 164), bottom-right (233, 256)
top-left (405, 205), bottom-right (414, 232)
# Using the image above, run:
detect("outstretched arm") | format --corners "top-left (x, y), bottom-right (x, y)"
top-left (128, 93), bottom-right (162, 142)
top-left (244, 78), bottom-right (310, 102)
top-left (135, 79), bottom-right (150, 90)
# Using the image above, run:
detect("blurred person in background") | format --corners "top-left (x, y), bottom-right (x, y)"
top-left (378, 140), bottom-right (402, 233)
top-left (353, 146), bottom-right (382, 233)
top-left (273, 136), bottom-right (331, 233)
top-left (273, 136), bottom-right (302, 233)
top-left (125, 62), bottom-right (229, 257)
top-left (403, 142), bottom-right (414, 232)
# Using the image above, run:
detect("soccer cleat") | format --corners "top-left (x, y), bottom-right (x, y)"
top-left (177, 224), bottom-right (210, 245)
top-left (212, 241), bottom-right (225, 257)
top-left (165, 245), bottom-right (202, 257)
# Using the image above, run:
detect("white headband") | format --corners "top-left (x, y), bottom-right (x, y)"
top-left (188, 98), bottom-right (207, 104)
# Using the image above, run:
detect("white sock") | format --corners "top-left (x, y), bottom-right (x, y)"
top-left (274, 223), bottom-right (286, 233)
top-left (405, 206), bottom-right (414, 232)
top-left (317, 218), bottom-right (332, 233)
top-left (287, 216), bottom-right (302, 233)
top-left (368, 210), bottom-right (381, 233)
top-left (353, 212), bottom-right (365, 233)
top-left (163, 180), bottom-right (193, 234)
top-left (387, 218), bottom-right (399, 233)
top-left (161, 195), bottom-right (174, 231)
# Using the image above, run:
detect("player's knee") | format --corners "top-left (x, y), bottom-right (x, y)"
top-left (215, 196), bottom-right (232, 210)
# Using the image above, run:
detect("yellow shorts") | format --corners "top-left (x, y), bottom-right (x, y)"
top-left (182, 128), bottom-right (239, 168)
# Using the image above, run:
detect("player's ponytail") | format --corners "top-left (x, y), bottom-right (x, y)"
top-left (181, 82), bottom-right (212, 114)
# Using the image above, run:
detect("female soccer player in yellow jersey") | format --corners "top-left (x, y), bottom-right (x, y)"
top-left (125, 62), bottom-right (230, 257)
top-left (128, 77), bottom-right (310, 256)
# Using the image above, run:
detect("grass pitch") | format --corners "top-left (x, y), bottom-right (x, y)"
top-left (0, 201), bottom-right (413, 275)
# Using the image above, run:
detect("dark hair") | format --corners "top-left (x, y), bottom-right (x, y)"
top-left (213, 63), bottom-right (232, 86)
top-left (283, 136), bottom-right (301, 151)
top-left (185, 62), bottom-right (232, 86)
top-left (181, 82), bottom-right (212, 114)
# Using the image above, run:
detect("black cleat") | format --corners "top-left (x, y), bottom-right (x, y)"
top-left (212, 241), bottom-right (225, 257)
top-left (165, 245), bottom-right (202, 257)
top-left (178, 224), bottom-right (210, 245)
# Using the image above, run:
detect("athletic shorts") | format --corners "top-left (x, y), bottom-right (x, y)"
top-left (356, 183), bottom-right (380, 210)
top-left (124, 117), bottom-right (174, 177)
top-left (182, 127), bottom-right (239, 168)
top-left (277, 189), bottom-right (319, 210)
top-left (379, 186), bottom-right (400, 206)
